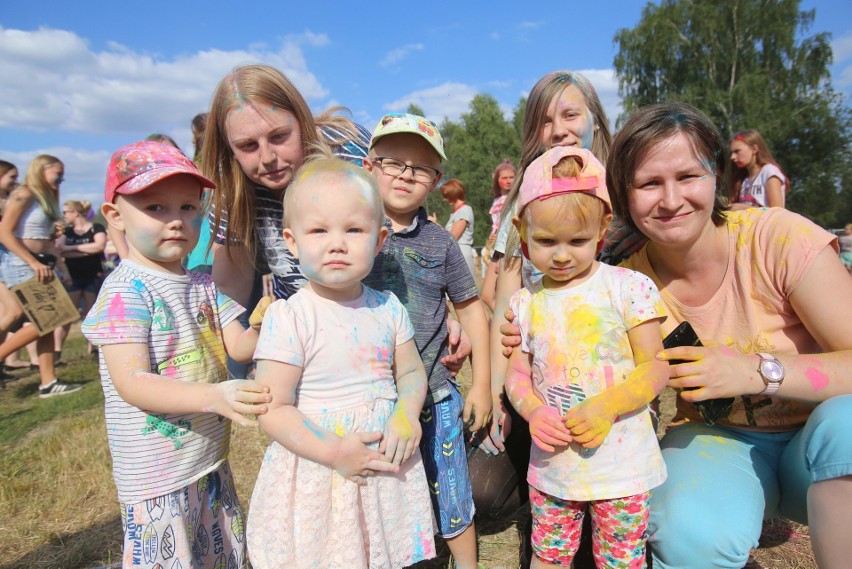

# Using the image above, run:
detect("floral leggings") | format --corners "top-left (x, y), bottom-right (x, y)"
top-left (529, 486), bottom-right (650, 568)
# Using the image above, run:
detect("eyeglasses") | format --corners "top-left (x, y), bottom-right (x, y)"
top-left (372, 157), bottom-right (440, 184)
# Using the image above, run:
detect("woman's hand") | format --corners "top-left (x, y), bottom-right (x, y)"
top-left (472, 395), bottom-right (511, 455)
top-left (498, 308), bottom-right (522, 358)
top-left (659, 345), bottom-right (763, 401)
top-left (30, 262), bottom-right (54, 283)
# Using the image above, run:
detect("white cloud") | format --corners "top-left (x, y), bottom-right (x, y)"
top-left (831, 32), bottom-right (852, 63)
top-left (379, 44), bottom-right (424, 68)
top-left (575, 68), bottom-right (622, 130)
top-left (383, 82), bottom-right (479, 123)
top-left (518, 21), bottom-right (543, 30)
top-left (0, 25), bottom-right (330, 134)
top-left (0, 146), bottom-right (111, 205)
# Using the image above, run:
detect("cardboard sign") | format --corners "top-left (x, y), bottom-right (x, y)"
top-left (10, 277), bottom-right (80, 336)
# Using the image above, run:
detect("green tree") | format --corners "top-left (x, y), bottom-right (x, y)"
top-left (614, 0), bottom-right (850, 227)
top-left (427, 94), bottom-right (521, 247)
top-left (406, 103), bottom-right (426, 116)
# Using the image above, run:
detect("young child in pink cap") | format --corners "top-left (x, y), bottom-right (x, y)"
top-left (503, 146), bottom-right (669, 568)
top-left (82, 140), bottom-right (270, 568)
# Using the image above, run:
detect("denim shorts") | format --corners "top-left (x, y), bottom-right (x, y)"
top-left (1, 253), bottom-right (36, 287)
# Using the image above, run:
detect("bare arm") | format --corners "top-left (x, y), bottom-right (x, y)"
top-left (489, 256), bottom-right (522, 400)
top-left (107, 225), bottom-right (129, 260)
top-left (57, 231), bottom-right (107, 257)
top-left (480, 258), bottom-right (500, 311)
top-left (381, 339), bottom-right (427, 465)
top-left (0, 189), bottom-right (53, 282)
top-left (220, 319), bottom-right (260, 364)
top-left (453, 296), bottom-right (492, 431)
top-left (564, 319), bottom-right (669, 448)
top-left (211, 243), bottom-right (255, 307)
top-left (449, 219), bottom-right (468, 240)
top-left (255, 358), bottom-right (397, 483)
top-left (765, 176), bottom-right (785, 208)
top-left (101, 342), bottom-right (269, 426)
top-left (664, 246), bottom-right (852, 403)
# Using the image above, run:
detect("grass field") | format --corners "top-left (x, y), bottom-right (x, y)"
top-left (0, 329), bottom-right (817, 569)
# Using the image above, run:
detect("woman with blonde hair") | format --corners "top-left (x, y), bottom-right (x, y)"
top-left (729, 128), bottom-right (789, 209)
top-left (55, 199), bottom-right (106, 354)
top-left (0, 155), bottom-right (79, 397)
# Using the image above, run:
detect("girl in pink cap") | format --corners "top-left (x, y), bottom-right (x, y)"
top-left (504, 146), bottom-right (669, 568)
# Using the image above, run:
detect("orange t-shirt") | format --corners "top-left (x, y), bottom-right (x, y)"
top-left (622, 208), bottom-right (838, 431)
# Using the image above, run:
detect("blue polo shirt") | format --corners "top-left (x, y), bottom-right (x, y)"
top-left (364, 208), bottom-right (480, 405)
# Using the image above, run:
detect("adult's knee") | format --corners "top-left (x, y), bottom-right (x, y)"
top-left (650, 485), bottom-right (758, 569)
top-left (801, 395), bottom-right (852, 482)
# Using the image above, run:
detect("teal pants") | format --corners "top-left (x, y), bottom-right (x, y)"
top-left (649, 394), bottom-right (852, 569)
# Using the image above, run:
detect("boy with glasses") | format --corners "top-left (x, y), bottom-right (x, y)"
top-left (362, 113), bottom-right (491, 569)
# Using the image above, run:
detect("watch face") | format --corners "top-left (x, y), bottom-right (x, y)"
top-left (761, 360), bottom-right (784, 382)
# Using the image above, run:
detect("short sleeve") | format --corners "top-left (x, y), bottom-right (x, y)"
top-left (253, 299), bottom-right (305, 367)
top-left (82, 279), bottom-right (152, 346)
top-left (457, 205), bottom-right (474, 224)
top-left (751, 209), bottom-right (837, 296)
top-left (444, 238), bottom-right (479, 303)
top-left (215, 289), bottom-right (245, 329)
top-left (617, 269), bottom-right (664, 330)
top-left (493, 203), bottom-right (516, 255)
top-left (385, 291), bottom-right (415, 345)
top-left (93, 223), bottom-right (106, 235)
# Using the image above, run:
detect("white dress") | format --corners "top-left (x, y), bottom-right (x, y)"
top-left (247, 286), bottom-right (436, 569)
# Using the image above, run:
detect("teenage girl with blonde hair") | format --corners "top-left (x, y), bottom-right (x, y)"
top-left (0, 155), bottom-right (79, 397)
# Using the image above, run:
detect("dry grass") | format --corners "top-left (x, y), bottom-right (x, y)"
top-left (0, 328), bottom-right (817, 569)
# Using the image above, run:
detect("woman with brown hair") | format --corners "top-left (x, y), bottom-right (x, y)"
top-left (440, 178), bottom-right (476, 278)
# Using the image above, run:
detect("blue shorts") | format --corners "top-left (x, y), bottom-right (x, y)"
top-left (67, 275), bottom-right (102, 294)
top-left (1, 253), bottom-right (36, 287)
top-left (419, 384), bottom-right (475, 538)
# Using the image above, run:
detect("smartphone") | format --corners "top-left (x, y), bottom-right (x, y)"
top-left (662, 321), bottom-right (734, 425)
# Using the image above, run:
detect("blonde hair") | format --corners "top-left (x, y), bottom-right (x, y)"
top-left (284, 154), bottom-right (384, 231)
top-left (503, 71), bottom-right (612, 256)
top-left (20, 155), bottom-right (62, 221)
top-left (64, 200), bottom-right (92, 218)
top-left (203, 64), bottom-right (362, 264)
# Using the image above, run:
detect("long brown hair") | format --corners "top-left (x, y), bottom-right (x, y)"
top-left (490, 159), bottom-right (516, 198)
top-left (501, 71), bottom-right (612, 256)
top-left (728, 129), bottom-right (790, 201)
top-left (202, 64), bottom-right (361, 264)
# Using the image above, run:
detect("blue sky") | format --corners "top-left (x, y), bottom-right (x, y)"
top-left (1, 0), bottom-right (849, 207)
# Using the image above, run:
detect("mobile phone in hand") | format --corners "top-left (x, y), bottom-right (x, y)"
top-left (663, 321), bottom-right (734, 425)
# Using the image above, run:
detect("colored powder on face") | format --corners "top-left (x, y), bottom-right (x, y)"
top-left (805, 367), bottom-right (829, 391)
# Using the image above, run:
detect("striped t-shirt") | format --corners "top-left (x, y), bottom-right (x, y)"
top-left (82, 260), bottom-right (244, 503)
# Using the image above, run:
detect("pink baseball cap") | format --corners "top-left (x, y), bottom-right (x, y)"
top-left (518, 147), bottom-right (610, 213)
top-left (105, 140), bottom-right (215, 203)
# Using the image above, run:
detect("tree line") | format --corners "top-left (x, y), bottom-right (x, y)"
top-left (420, 0), bottom-right (850, 246)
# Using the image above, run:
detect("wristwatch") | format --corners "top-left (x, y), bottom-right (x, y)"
top-left (756, 353), bottom-right (785, 396)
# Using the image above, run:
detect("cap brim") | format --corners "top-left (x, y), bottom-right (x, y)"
top-left (110, 168), bottom-right (216, 202)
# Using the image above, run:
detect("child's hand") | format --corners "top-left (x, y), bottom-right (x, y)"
top-left (380, 407), bottom-right (422, 465)
top-left (440, 319), bottom-right (471, 377)
top-left (529, 405), bottom-right (573, 452)
top-left (210, 379), bottom-right (271, 427)
top-left (563, 394), bottom-right (619, 449)
top-left (333, 431), bottom-right (399, 484)
top-left (248, 295), bottom-right (275, 329)
top-left (463, 384), bottom-right (492, 432)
